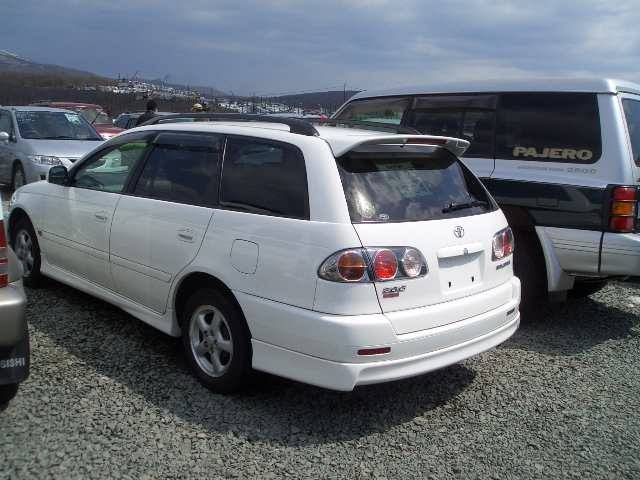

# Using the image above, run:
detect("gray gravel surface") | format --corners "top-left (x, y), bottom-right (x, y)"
top-left (1, 266), bottom-right (640, 478)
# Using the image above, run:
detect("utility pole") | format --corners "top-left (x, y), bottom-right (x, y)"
top-left (343, 82), bottom-right (346, 103)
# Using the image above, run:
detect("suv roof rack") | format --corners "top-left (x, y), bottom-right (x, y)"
top-left (320, 119), bottom-right (421, 135)
top-left (140, 113), bottom-right (319, 136)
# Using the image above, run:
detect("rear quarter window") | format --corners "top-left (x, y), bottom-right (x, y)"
top-left (496, 93), bottom-right (602, 163)
top-left (622, 98), bottom-right (640, 166)
top-left (336, 146), bottom-right (494, 223)
top-left (336, 97), bottom-right (409, 125)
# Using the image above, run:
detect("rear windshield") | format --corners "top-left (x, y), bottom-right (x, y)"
top-left (336, 147), bottom-right (494, 223)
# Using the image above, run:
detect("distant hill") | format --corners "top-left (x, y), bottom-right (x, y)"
top-left (274, 90), bottom-right (360, 110)
top-left (0, 50), bottom-right (107, 80)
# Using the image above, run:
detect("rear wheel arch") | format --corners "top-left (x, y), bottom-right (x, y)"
top-left (173, 272), bottom-right (247, 331)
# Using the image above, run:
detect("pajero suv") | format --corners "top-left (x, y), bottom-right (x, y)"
top-left (8, 115), bottom-right (520, 392)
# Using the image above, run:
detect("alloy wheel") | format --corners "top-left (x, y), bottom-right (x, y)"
top-left (189, 305), bottom-right (234, 377)
top-left (14, 229), bottom-right (35, 277)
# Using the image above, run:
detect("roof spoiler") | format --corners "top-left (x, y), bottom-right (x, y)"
top-left (330, 135), bottom-right (470, 158)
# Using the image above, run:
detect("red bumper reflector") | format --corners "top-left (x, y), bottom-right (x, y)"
top-left (357, 347), bottom-right (391, 356)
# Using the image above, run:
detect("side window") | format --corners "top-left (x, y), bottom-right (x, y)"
top-left (133, 133), bottom-right (221, 207)
top-left (407, 95), bottom-right (497, 158)
top-left (220, 137), bottom-right (309, 219)
top-left (622, 98), bottom-right (640, 166)
top-left (335, 97), bottom-right (410, 125)
top-left (0, 111), bottom-right (13, 134)
top-left (74, 139), bottom-right (150, 193)
top-left (496, 93), bottom-right (602, 163)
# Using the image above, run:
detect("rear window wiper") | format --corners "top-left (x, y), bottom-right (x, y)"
top-left (442, 200), bottom-right (488, 213)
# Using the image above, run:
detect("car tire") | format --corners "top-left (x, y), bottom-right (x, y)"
top-left (11, 163), bottom-right (26, 191)
top-left (181, 288), bottom-right (252, 394)
top-left (513, 229), bottom-right (547, 315)
top-left (0, 383), bottom-right (19, 406)
top-left (10, 217), bottom-right (43, 288)
top-left (570, 279), bottom-right (608, 299)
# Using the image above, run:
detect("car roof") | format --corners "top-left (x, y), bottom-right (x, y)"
top-left (3, 106), bottom-right (77, 113)
top-left (44, 102), bottom-right (102, 109)
top-left (128, 122), bottom-right (469, 157)
top-left (349, 78), bottom-right (640, 100)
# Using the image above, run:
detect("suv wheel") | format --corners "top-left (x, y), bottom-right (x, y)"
top-left (0, 384), bottom-right (19, 406)
top-left (11, 217), bottom-right (43, 287)
top-left (513, 229), bottom-right (547, 315)
top-left (181, 288), bottom-right (252, 393)
top-left (11, 163), bottom-right (26, 191)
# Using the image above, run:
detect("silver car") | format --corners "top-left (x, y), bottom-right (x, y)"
top-left (0, 200), bottom-right (28, 406)
top-left (0, 106), bottom-right (104, 189)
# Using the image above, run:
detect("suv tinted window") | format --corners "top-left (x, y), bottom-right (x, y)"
top-left (336, 97), bottom-right (409, 125)
top-left (622, 98), bottom-right (640, 166)
top-left (134, 133), bottom-right (222, 207)
top-left (220, 137), bottom-right (309, 219)
top-left (408, 100), bottom-right (495, 158)
top-left (496, 93), bottom-right (602, 163)
top-left (337, 146), bottom-right (493, 223)
top-left (74, 139), bottom-right (150, 193)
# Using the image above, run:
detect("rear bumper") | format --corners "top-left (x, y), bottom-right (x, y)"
top-left (243, 277), bottom-right (520, 391)
top-left (0, 281), bottom-right (27, 347)
top-left (600, 232), bottom-right (640, 276)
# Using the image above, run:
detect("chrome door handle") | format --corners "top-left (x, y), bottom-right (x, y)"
top-left (94, 212), bottom-right (108, 222)
top-left (177, 228), bottom-right (194, 242)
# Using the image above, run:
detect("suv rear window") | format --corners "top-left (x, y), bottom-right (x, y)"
top-left (496, 93), bottom-right (602, 163)
top-left (622, 98), bottom-right (640, 166)
top-left (336, 146), bottom-right (493, 223)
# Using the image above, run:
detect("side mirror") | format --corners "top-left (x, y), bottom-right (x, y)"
top-left (0, 131), bottom-right (9, 144)
top-left (48, 165), bottom-right (69, 186)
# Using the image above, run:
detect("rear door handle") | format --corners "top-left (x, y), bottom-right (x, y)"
top-left (94, 211), bottom-right (108, 222)
top-left (177, 228), bottom-right (195, 243)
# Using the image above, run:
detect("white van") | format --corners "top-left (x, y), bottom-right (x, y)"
top-left (8, 116), bottom-right (520, 392)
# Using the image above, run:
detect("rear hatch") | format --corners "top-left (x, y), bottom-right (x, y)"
top-left (336, 142), bottom-right (513, 334)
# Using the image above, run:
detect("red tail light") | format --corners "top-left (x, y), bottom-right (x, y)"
top-left (609, 186), bottom-right (637, 233)
top-left (492, 227), bottom-right (514, 261)
top-left (318, 247), bottom-right (427, 283)
top-left (0, 220), bottom-right (7, 288)
top-left (406, 138), bottom-right (447, 145)
top-left (372, 249), bottom-right (398, 281)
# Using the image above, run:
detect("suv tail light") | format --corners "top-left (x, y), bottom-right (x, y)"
top-left (0, 220), bottom-right (7, 288)
top-left (492, 227), bottom-right (514, 261)
top-left (609, 186), bottom-right (638, 233)
top-left (318, 247), bottom-right (427, 283)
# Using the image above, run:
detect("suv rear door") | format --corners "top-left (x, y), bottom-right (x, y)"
top-left (336, 145), bottom-right (512, 334)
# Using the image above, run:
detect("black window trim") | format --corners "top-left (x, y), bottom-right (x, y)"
top-left (218, 134), bottom-right (310, 221)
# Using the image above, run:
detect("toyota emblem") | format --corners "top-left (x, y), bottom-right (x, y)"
top-left (454, 226), bottom-right (465, 238)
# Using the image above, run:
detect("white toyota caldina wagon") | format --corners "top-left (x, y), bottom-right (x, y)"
top-left (8, 115), bottom-right (521, 392)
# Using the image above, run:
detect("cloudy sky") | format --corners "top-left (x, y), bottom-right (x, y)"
top-left (4, 0), bottom-right (639, 95)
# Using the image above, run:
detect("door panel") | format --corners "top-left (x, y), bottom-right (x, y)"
top-left (109, 196), bottom-right (213, 313)
top-left (41, 186), bottom-right (119, 288)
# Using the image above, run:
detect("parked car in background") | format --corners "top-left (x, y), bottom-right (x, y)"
top-left (0, 106), bottom-right (104, 189)
top-left (32, 102), bottom-right (124, 140)
top-left (8, 115), bottom-right (520, 393)
top-left (332, 78), bottom-right (640, 310)
top-left (0, 201), bottom-right (29, 406)
top-left (114, 112), bottom-right (172, 130)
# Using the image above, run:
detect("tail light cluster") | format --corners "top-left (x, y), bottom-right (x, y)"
top-left (492, 227), bottom-right (514, 261)
top-left (0, 220), bottom-right (8, 288)
top-left (609, 186), bottom-right (638, 233)
top-left (319, 247), bottom-right (428, 283)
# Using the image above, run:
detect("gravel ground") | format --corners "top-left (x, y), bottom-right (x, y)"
top-left (0, 276), bottom-right (639, 479)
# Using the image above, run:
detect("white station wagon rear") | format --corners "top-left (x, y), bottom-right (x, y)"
top-left (8, 116), bottom-right (520, 392)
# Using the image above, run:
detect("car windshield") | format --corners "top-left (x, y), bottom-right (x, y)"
top-left (15, 111), bottom-right (103, 140)
top-left (336, 146), bottom-right (492, 223)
